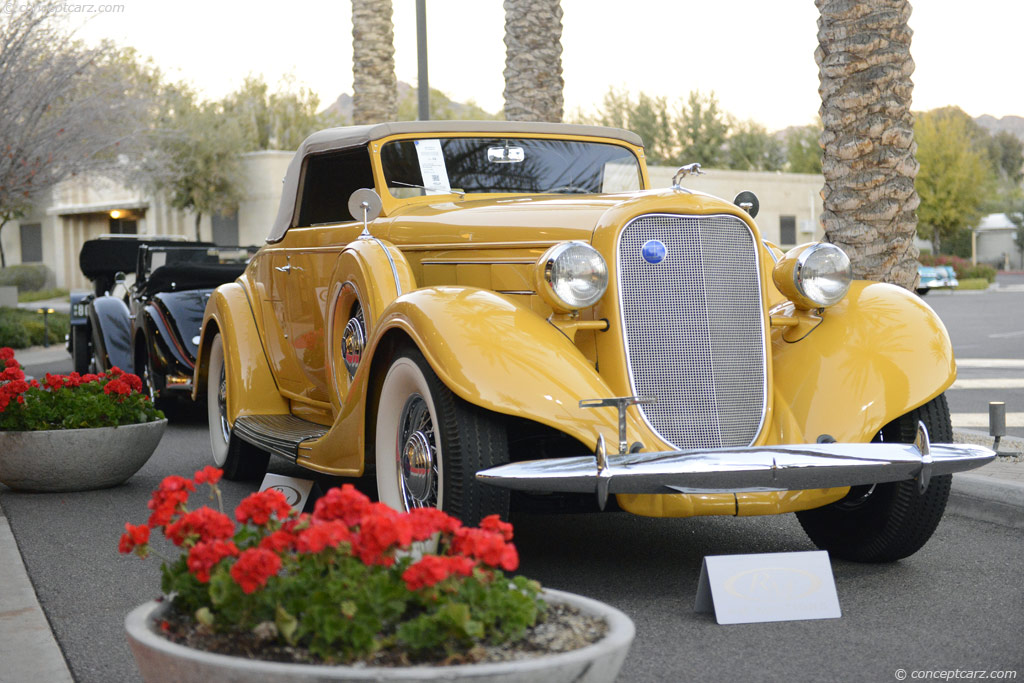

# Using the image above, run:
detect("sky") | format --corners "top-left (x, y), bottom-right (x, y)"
top-left (69, 0), bottom-right (1024, 132)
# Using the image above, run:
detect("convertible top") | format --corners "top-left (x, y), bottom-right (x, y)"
top-left (140, 262), bottom-right (248, 297)
top-left (268, 121), bottom-right (645, 243)
top-left (79, 238), bottom-right (213, 281)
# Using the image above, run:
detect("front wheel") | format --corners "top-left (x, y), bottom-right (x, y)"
top-left (796, 394), bottom-right (954, 563)
top-left (206, 332), bottom-right (269, 481)
top-left (373, 345), bottom-right (509, 526)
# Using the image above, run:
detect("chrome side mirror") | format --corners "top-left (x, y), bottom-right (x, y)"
top-left (348, 188), bottom-right (383, 237)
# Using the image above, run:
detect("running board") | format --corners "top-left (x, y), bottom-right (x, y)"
top-left (232, 415), bottom-right (328, 462)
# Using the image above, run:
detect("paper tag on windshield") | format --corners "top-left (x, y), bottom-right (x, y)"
top-left (414, 139), bottom-right (451, 194)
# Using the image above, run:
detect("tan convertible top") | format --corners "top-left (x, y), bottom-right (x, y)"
top-left (268, 121), bottom-right (644, 243)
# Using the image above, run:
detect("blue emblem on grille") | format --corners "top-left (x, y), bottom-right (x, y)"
top-left (642, 239), bottom-right (666, 264)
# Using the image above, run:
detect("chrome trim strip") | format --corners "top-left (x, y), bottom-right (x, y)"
top-left (476, 441), bottom-right (995, 495)
top-left (615, 213), bottom-right (769, 450)
top-left (399, 241), bottom-right (560, 251)
top-left (363, 237), bottom-right (403, 296)
top-left (421, 259), bottom-right (537, 265)
top-left (234, 414), bottom-right (328, 462)
top-left (495, 290), bottom-right (535, 296)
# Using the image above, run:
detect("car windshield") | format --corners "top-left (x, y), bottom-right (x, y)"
top-left (379, 137), bottom-right (642, 197)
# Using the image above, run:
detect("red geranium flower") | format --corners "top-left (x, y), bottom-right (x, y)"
top-left (165, 507), bottom-right (235, 546)
top-left (118, 523), bottom-right (150, 555)
top-left (235, 489), bottom-right (293, 526)
top-left (230, 548), bottom-right (281, 594)
top-left (193, 466), bottom-right (223, 486)
top-left (312, 483), bottom-right (371, 526)
top-left (187, 540), bottom-right (239, 583)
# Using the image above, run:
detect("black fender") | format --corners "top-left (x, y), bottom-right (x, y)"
top-left (140, 290), bottom-right (209, 377)
top-left (88, 295), bottom-right (132, 373)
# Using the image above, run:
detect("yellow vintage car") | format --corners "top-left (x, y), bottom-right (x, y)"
top-left (193, 121), bottom-right (993, 562)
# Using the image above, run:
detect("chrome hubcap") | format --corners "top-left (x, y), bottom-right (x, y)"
top-left (396, 393), bottom-right (437, 509)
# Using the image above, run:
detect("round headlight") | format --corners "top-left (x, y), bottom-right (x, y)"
top-left (773, 242), bottom-right (852, 309)
top-left (535, 241), bottom-right (608, 312)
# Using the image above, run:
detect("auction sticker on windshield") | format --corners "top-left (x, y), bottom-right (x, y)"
top-left (414, 139), bottom-right (451, 194)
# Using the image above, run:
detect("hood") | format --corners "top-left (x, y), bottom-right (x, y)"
top-left (380, 190), bottom-right (751, 248)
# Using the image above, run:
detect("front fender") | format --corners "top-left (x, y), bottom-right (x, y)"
top-left (88, 295), bottom-right (132, 373)
top-left (193, 282), bottom-right (288, 419)
top-left (771, 281), bottom-right (956, 443)
top-left (370, 286), bottom-right (651, 451)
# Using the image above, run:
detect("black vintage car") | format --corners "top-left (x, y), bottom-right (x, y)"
top-left (69, 237), bottom-right (256, 408)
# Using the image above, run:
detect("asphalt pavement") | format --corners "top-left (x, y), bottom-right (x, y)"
top-left (1, 314), bottom-right (1023, 682)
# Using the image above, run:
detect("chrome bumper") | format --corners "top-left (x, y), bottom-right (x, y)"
top-left (476, 423), bottom-right (995, 509)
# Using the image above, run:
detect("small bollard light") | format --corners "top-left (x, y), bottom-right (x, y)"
top-left (989, 401), bottom-right (1007, 455)
top-left (36, 307), bottom-right (55, 347)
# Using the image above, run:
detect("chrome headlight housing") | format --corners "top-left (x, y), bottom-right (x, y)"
top-left (773, 242), bottom-right (852, 309)
top-left (534, 241), bottom-right (608, 312)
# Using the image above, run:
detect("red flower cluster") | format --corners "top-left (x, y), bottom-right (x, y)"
top-left (1, 347), bottom-right (149, 422)
top-left (118, 523), bottom-right (150, 555)
top-left (121, 470), bottom-right (525, 600)
top-left (147, 475), bottom-right (195, 527)
top-left (231, 548), bottom-right (282, 594)
top-left (188, 540), bottom-right (239, 583)
top-left (0, 350), bottom-right (27, 412)
top-left (165, 507), bottom-right (235, 547)
top-left (402, 555), bottom-right (477, 591)
top-left (235, 489), bottom-right (292, 525)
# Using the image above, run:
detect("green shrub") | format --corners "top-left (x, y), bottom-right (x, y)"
top-left (962, 263), bottom-right (997, 282)
top-left (0, 307), bottom-right (69, 348)
top-left (18, 288), bottom-right (69, 303)
top-left (0, 319), bottom-right (30, 348)
top-left (956, 278), bottom-right (990, 290)
top-left (0, 265), bottom-right (50, 292)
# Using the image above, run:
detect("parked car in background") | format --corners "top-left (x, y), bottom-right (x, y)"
top-left (71, 237), bottom-right (256, 409)
top-left (192, 121), bottom-right (993, 563)
top-left (70, 235), bottom-right (191, 373)
top-left (916, 264), bottom-right (958, 295)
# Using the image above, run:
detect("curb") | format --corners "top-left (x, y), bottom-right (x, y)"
top-left (0, 503), bottom-right (73, 683)
top-left (948, 473), bottom-right (1024, 530)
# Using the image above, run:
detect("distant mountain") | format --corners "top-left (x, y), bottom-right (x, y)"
top-left (974, 114), bottom-right (1024, 142)
top-left (321, 82), bottom-right (498, 123)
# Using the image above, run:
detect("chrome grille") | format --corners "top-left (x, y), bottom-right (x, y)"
top-left (617, 214), bottom-right (766, 449)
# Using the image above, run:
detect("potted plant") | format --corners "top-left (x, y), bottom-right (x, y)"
top-left (121, 468), bottom-right (634, 682)
top-left (0, 346), bottom-right (166, 492)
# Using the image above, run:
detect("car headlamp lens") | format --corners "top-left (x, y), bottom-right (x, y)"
top-left (535, 241), bottom-right (608, 312)
top-left (795, 243), bottom-right (852, 307)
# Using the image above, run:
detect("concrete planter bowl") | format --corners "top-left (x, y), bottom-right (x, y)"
top-left (125, 588), bottom-right (635, 683)
top-left (0, 420), bottom-right (167, 492)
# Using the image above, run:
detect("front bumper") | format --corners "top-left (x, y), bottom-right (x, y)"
top-left (476, 422), bottom-right (995, 509)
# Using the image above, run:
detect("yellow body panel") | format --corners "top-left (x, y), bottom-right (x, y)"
top-left (194, 282), bottom-right (288, 423)
top-left (201, 126), bottom-right (958, 518)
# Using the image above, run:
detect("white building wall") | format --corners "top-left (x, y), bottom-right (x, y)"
top-left (647, 166), bottom-right (825, 248)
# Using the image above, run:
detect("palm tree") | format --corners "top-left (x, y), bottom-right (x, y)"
top-left (502, 0), bottom-right (564, 122)
top-left (352, 0), bottom-right (397, 124)
top-left (816, 0), bottom-right (920, 289)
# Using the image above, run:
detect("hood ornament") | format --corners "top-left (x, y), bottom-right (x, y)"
top-left (672, 163), bottom-right (704, 189)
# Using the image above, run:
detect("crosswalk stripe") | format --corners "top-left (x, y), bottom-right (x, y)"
top-left (950, 379), bottom-right (1024, 389)
top-left (956, 359), bottom-right (1024, 369)
top-left (951, 413), bottom-right (1024, 428)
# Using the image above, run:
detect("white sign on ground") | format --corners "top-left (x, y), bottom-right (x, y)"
top-left (258, 473), bottom-right (316, 513)
top-left (694, 550), bottom-right (841, 624)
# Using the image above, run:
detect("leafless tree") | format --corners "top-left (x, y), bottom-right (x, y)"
top-left (0, 2), bottom-right (152, 266)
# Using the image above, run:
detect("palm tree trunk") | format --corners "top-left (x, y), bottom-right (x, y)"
top-left (352, 0), bottom-right (397, 124)
top-left (816, 0), bottom-right (920, 289)
top-left (503, 0), bottom-right (564, 123)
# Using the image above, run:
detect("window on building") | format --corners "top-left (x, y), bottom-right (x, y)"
top-left (212, 211), bottom-right (239, 246)
top-left (19, 223), bottom-right (42, 262)
top-left (109, 217), bottom-right (138, 234)
top-left (779, 215), bottom-right (796, 246)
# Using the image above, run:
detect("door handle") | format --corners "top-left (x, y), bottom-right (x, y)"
top-left (275, 265), bottom-right (303, 273)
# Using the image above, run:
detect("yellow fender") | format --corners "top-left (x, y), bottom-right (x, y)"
top-left (323, 237), bottom-right (417, 412)
top-left (771, 280), bottom-right (956, 444)
top-left (370, 286), bottom-right (652, 451)
top-left (193, 281), bottom-right (288, 422)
